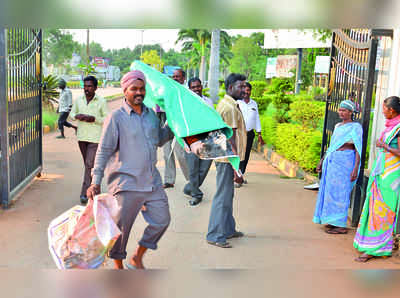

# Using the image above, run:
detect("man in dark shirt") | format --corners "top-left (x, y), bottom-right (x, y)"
top-left (87, 70), bottom-right (174, 269)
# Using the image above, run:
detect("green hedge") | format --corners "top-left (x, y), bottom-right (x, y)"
top-left (43, 110), bottom-right (58, 128)
top-left (260, 115), bottom-right (277, 148)
top-left (275, 123), bottom-right (322, 172)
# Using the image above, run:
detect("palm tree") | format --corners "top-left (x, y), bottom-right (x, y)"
top-left (208, 29), bottom-right (220, 103)
top-left (176, 29), bottom-right (232, 83)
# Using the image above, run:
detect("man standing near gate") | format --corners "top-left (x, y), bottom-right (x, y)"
top-left (207, 73), bottom-right (247, 248)
top-left (70, 75), bottom-right (109, 204)
top-left (56, 79), bottom-right (77, 139)
top-left (183, 77), bottom-right (214, 206)
top-left (160, 68), bottom-right (189, 188)
top-left (237, 82), bottom-right (265, 186)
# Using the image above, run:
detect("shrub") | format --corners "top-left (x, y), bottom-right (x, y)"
top-left (288, 100), bottom-right (325, 129)
top-left (202, 88), bottom-right (210, 97)
top-left (253, 95), bottom-right (272, 113)
top-left (275, 123), bottom-right (322, 172)
top-left (43, 109), bottom-right (58, 128)
top-left (264, 78), bottom-right (294, 123)
top-left (249, 80), bottom-right (267, 97)
top-left (260, 115), bottom-right (277, 148)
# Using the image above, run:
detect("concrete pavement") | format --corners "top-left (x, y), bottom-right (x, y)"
top-left (0, 97), bottom-right (399, 269)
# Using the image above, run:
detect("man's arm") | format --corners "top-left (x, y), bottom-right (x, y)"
top-left (94, 98), bottom-right (110, 125)
top-left (254, 103), bottom-right (265, 145)
top-left (158, 123), bottom-right (174, 147)
top-left (87, 114), bottom-right (119, 199)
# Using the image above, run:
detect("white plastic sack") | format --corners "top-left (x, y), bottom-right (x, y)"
top-left (48, 194), bottom-right (121, 269)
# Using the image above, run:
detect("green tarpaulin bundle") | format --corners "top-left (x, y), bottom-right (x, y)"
top-left (130, 61), bottom-right (240, 172)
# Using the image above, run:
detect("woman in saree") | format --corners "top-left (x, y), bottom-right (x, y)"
top-left (313, 100), bottom-right (362, 234)
top-left (354, 96), bottom-right (400, 262)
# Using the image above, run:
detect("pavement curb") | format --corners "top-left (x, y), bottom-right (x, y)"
top-left (255, 143), bottom-right (318, 183)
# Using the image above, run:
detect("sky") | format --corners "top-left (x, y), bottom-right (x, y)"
top-left (67, 29), bottom-right (264, 51)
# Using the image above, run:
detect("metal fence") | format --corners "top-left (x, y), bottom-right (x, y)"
top-left (321, 29), bottom-right (393, 226)
top-left (0, 28), bottom-right (43, 208)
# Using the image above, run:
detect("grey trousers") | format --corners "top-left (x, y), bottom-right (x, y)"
top-left (162, 138), bottom-right (189, 184)
top-left (108, 187), bottom-right (171, 260)
top-left (206, 162), bottom-right (237, 243)
top-left (183, 153), bottom-right (212, 199)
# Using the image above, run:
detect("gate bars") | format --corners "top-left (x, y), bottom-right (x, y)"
top-left (0, 28), bottom-right (43, 208)
top-left (321, 29), bottom-right (393, 226)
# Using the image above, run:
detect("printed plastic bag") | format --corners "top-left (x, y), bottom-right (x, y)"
top-left (48, 194), bottom-right (121, 269)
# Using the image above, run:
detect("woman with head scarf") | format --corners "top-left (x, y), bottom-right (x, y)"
top-left (313, 99), bottom-right (363, 234)
top-left (354, 96), bottom-right (400, 262)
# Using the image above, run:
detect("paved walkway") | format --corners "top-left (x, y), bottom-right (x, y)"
top-left (0, 98), bottom-right (399, 269)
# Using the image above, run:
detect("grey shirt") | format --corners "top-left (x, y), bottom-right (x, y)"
top-left (58, 87), bottom-right (72, 113)
top-left (92, 101), bottom-right (174, 194)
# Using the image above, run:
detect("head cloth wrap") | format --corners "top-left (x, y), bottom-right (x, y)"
top-left (339, 100), bottom-right (356, 112)
top-left (120, 70), bottom-right (146, 90)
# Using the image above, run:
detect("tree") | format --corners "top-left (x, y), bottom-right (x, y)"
top-left (176, 29), bottom-right (232, 83)
top-left (43, 29), bottom-right (80, 67)
top-left (229, 36), bottom-right (265, 80)
top-left (141, 50), bottom-right (163, 72)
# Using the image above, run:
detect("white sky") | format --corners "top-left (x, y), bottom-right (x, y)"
top-left (66, 29), bottom-right (263, 51)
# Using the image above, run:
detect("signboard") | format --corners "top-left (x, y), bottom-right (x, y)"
top-left (314, 56), bottom-right (330, 74)
top-left (264, 29), bottom-right (331, 49)
top-left (265, 57), bottom-right (277, 78)
top-left (93, 56), bottom-right (108, 67)
top-left (276, 55), bottom-right (297, 77)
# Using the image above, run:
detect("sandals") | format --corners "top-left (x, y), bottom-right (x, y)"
top-left (354, 254), bottom-right (375, 263)
top-left (207, 240), bottom-right (232, 248)
top-left (325, 227), bottom-right (347, 234)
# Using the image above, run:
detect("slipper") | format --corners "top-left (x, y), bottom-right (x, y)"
top-left (325, 228), bottom-right (347, 234)
top-left (125, 262), bottom-right (138, 270)
top-left (354, 254), bottom-right (375, 263)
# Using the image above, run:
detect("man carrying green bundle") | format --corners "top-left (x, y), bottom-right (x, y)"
top-left (206, 73), bottom-right (247, 248)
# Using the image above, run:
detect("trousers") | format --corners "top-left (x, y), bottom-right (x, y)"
top-left (78, 141), bottom-right (98, 197)
top-left (206, 162), bottom-right (237, 243)
top-left (108, 188), bottom-right (170, 259)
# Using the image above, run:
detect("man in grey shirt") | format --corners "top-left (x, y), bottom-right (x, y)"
top-left (87, 70), bottom-right (174, 270)
top-left (56, 79), bottom-right (77, 139)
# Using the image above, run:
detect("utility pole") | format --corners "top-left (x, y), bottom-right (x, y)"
top-left (209, 29), bottom-right (220, 103)
top-left (86, 29), bottom-right (90, 63)
top-left (140, 29), bottom-right (144, 57)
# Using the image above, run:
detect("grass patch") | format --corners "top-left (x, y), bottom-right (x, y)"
top-left (105, 93), bottom-right (124, 101)
top-left (43, 109), bottom-right (58, 128)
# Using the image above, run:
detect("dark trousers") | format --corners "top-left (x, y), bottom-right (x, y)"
top-left (183, 153), bottom-right (212, 199)
top-left (239, 130), bottom-right (255, 175)
top-left (57, 111), bottom-right (73, 132)
top-left (78, 141), bottom-right (98, 197)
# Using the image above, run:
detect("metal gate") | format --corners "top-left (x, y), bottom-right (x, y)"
top-left (0, 28), bottom-right (43, 208)
top-left (321, 29), bottom-right (393, 226)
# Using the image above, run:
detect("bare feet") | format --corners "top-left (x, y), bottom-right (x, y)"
top-left (130, 255), bottom-right (145, 269)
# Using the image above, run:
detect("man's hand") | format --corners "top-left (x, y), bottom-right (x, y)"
top-left (87, 184), bottom-right (101, 200)
top-left (234, 171), bottom-right (244, 184)
top-left (258, 134), bottom-right (265, 146)
top-left (350, 168), bottom-right (358, 182)
top-left (75, 114), bottom-right (95, 122)
top-left (316, 159), bottom-right (323, 173)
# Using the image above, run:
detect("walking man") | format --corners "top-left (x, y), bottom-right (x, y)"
top-left (56, 79), bottom-right (77, 139)
top-left (207, 73), bottom-right (247, 248)
top-left (161, 68), bottom-right (189, 188)
top-left (87, 70), bottom-right (174, 269)
top-left (70, 76), bottom-right (109, 204)
top-left (237, 82), bottom-right (265, 185)
top-left (183, 77), bottom-right (214, 206)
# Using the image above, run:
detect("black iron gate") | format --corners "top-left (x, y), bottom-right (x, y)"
top-left (0, 28), bottom-right (43, 208)
top-left (321, 29), bottom-right (393, 226)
